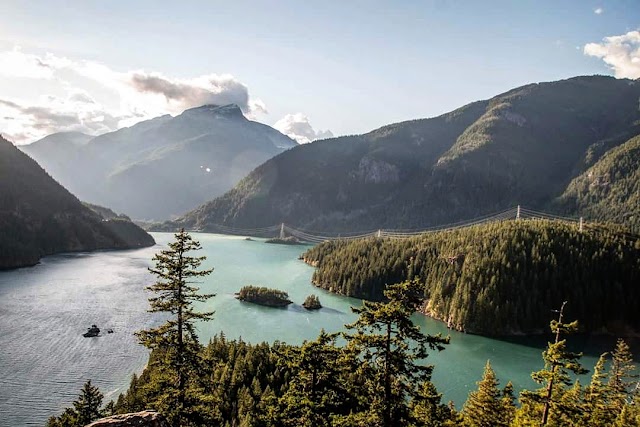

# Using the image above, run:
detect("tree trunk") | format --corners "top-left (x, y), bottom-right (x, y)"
top-left (177, 243), bottom-right (184, 427)
top-left (384, 321), bottom-right (392, 427)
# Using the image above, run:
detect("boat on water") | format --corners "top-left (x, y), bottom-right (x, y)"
top-left (83, 324), bottom-right (100, 337)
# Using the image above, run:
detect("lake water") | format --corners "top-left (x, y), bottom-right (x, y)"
top-left (0, 233), bottom-right (631, 426)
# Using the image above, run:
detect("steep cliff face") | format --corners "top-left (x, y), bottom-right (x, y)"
top-left (0, 136), bottom-right (155, 270)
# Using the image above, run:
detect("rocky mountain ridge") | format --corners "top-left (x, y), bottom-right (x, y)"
top-left (164, 76), bottom-right (640, 233)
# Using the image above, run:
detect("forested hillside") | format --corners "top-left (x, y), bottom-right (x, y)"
top-left (166, 76), bottom-right (640, 233)
top-left (302, 220), bottom-right (640, 336)
top-left (0, 136), bottom-right (155, 270)
top-left (555, 134), bottom-right (640, 232)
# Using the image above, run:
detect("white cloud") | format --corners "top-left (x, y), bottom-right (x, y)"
top-left (594, 7), bottom-right (603, 15)
top-left (0, 47), bottom-right (57, 79)
top-left (0, 47), bottom-right (267, 144)
top-left (584, 31), bottom-right (640, 79)
top-left (0, 92), bottom-right (135, 143)
top-left (129, 72), bottom-right (255, 113)
top-left (273, 113), bottom-right (333, 144)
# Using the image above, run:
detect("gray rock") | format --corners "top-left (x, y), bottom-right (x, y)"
top-left (85, 410), bottom-right (170, 427)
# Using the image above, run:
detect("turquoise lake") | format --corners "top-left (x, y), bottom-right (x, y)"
top-left (0, 232), bottom-right (630, 426)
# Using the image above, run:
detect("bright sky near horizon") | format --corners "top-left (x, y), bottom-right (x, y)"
top-left (1, 0), bottom-right (639, 144)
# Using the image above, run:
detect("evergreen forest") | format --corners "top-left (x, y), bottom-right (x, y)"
top-left (302, 219), bottom-right (640, 336)
top-left (48, 293), bottom-right (640, 427)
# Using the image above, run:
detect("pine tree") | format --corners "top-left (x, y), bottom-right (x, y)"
top-left (46, 408), bottom-right (78, 427)
top-left (409, 381), bottom-right (454, 427)
top-left (462, 361), bottom-right (514, 427)
top-left (73, 380), bottom-right (104, 426)
top-left (276, 330), bottom-right (361, 427)
top-left (344, 279), bottom-right (449, 427)
top-left (518, 303), bottom-right (587, 426)
top-left (135, 229), bottom-right (214, 427)
top-left (614, 396), bottom-right (640, 427)
top-left (583, 353), bottom-right (615, 425)
top-left (501, 381), bottom-right (516, 426)
top-left (608, 339), bottom-right (638, 412)
top-left (46, 380), bottom-right (104, 427)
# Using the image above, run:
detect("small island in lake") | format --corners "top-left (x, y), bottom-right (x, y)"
top-left (236, 285), bottom-right (292, 307)
top-left (265, 237), bottom-right (303, 245)
top-left (302, 294), bottom-right (322, 310)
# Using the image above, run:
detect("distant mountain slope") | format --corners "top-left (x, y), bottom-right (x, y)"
top-left (21, 104), bottom-right (297, 220)
top-left (83, 202), bottom-right (132, 220)
top-left (0, 136), bottom-right (155, 270)
top-left (168, 76), bottom-right (640, 232)
top-left (555, 134), bottom-right (640, 232)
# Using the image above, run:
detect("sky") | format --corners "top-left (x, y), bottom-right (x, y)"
top-left (0, 0), bottom-right (639, 144)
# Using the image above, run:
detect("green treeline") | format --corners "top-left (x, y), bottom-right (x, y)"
top-left (302, 220), bottom-right (640, 335)
top-left (237, 286), bottom-right (293, 307)
top-left (48, 309), bottom-right (640, 427)
top-left (114, 335), bottom-right (290, 426)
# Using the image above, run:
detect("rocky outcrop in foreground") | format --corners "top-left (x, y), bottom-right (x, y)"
top-left (86, 411), bottom-right (169, 427)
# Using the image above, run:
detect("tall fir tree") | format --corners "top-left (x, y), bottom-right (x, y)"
top-left (409, 381), bottom-right (455, 427)
top-left (608, 339), bottom-right (638, 413)
top-left (517, 303), bottom-right (587, 426)
top-left (344, 279), bottom-right (449, 427)
top-left (46, 380), bottom-right (104, 427)
top-left (135, 229), bottom-right (214, 427)
top-left (614, 395), bottom-right (640, 427)
top-left (275, 330), bottom-right (361, 427)
top-left (583, 353), bottom-right (615, 425)
top-left (73, 380), bottom-right (104, 426)
top-left (501, 381), bottom-right (516, 425)
top-left (462, 361), bottom-right (514, 427)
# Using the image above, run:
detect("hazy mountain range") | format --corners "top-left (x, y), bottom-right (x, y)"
top-left (164, 76), bottom-right (640, 233)
top-left (21, 104), bottom-right (298, 220)
top-left (0, 136), bottom-right (154, 270)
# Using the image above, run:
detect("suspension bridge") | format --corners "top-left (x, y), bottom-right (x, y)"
top-left (196, 205), bottom-right (631, 244)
